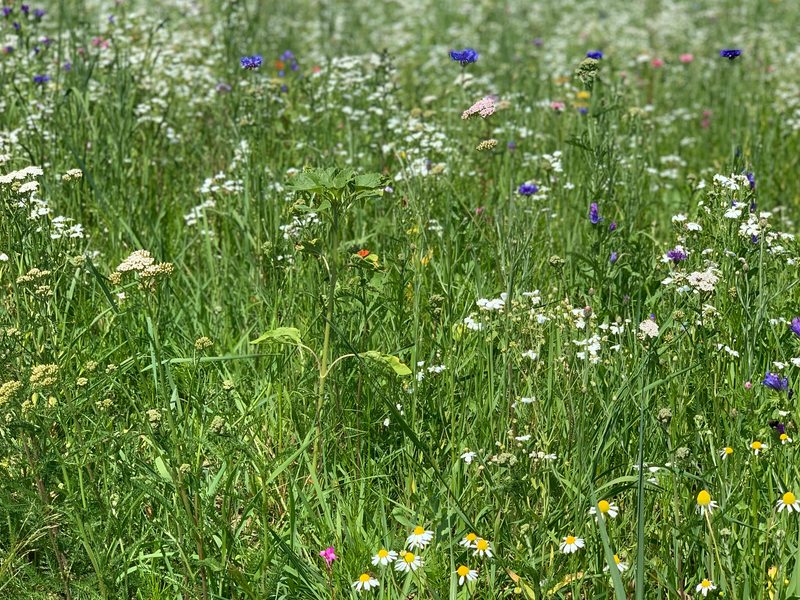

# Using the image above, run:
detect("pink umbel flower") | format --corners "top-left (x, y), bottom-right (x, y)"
top-left (550, 101), bottom-right (565, 111)
top-left (462, 96), bottom-right (495, 120)
top-left (319, 547), bottom-right (339, 568)
top-left (651, 59), bottom-right (664, 67)
top-left (679, 54), bottom-right (694, 63)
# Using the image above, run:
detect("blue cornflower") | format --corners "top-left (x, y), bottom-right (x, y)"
top-left (33, 8), bottom-right (44, 17)
top-left (13, 21), bottom-right (20, 29)
top-left (610, 252), bottom-right (618, 263)
top-left (587, 50), bottom-right (603, 59)
top-left (62, 61), bottom-right (71, 71)
top-left (720, 49), bottom-right (741, 60)
top-left (20, 4), bottom-right (29, 14)
top-left (278, 70), bottom-right (284, 78)
top-left (577, 106), bottom-right (588, 114)
top-left (33, 75), bottom-right (49, 84)
top-left (281, 50), bottom-right (295, 61)
top-left (240, 55), bottom-right (263, 70)
top-left (589, 202), bottom-right (603, 224)
top-left (3, 46), bottom-right (12, 53)
top-left (533, 38), bottom-right (543, 47)
top-left (790, 318), bottom-right (800, 338)
top-left (746, 172), bottom-right (755, 189)
top-left (751, 235), bottom-right (759, 244)
top-left (508, 141), bottom-right (516, 150)
top-left (108, 15), bottom-right (114, 23)
top-left (450, 48), bottom-right (478, 65)
top-left (518, 184), bottom-right (538, 195)
top-left (2, 7), bottom-right (12, 16)
top-left (762, 372), bottom-right (788, 392)
top-left (290, 60), bottom-right (299, 72)
top-left (666, 248), bottom-right (688, 264)
top-left (609, 221), bottom-right (617, 232)
top-left (280, 85), bottom-right (288, 92)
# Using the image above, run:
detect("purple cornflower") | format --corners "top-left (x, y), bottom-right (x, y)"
top-left (62, 61), bottom-right (71, 71)
top-left (41, 36), bottom-right (50, 45)
top-left (277, 70), bottom-right (284, 77)
top-left (762, 372), bottom-right (788, 392)
top-left (33, 8), bottom-right (44, 17)
top-left (20, 5), bottom-right (29, 14)
top-left (609, 221), bottom-right (617, 232)
top-left (319, 547), bottom-right (338, 568)
top-left (215, 82), bottom-right (231, 93)
top-left (518, 184), bottom-right (538, 195)
top-left (589, 202), bottom-right (604, 224)
top-left (751, 235), bottom-right (759, 244)
top-left (450, 48), bottom-right (479, 65)
top-left (720, 49), bottom-right (741, 60)
top-left (281, 50), bottom-right (294, 61)
top-left (746, 172), bottom-right (755, 189)
top-left (240, 55), bottom-right (263, 70)
top-left (108, 15), bottom-right (114, 23)
top-left (610, 252), bottom-right (618, 263)
top-left (587, 50), bottom-right (603, 59)
top-left (2, 7), bottom-right (12, 16)
top-left (33, 75), bottom-right (49, 84)
top-left (280, 85), bottom-right (288, 92)
top-left (13, 21), bottom-right (20, 29)
top-left (666, 248), bottom-right (688, 264)
top-left (789, 317), bottom-right (800, 338)
top-left (533, 38), bottom-right (543, 47)
top-left (508, 141), bottom-right (516, 150)
top-left (577, 106), bottom-right (588, 114)
top-left (290, 60), bottom-right (299, 72)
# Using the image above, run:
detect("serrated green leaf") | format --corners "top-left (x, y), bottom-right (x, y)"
top-left (359, 350), bottom-right (412, 376)
top-left (252, 327), bottom-right (304, 346)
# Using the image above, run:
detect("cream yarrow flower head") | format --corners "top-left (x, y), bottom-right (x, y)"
top-left (352, 573), bottom-right (380, 592)
top-left (395, 551), bottom-right (423, 572)
top-left (456, 565), bottom-right (479, 585)
top-left (371, 549), bottom-right (398, 566)
top-left (559, 536), bottom-right (584, 554)
top-left (472, 538), bottom-right (493, 558)
top-left (589, 500), bottom-right (618, 520)
top-left (406, 526), bottom-right (433, 549)
top-left (696, 579), bottom-right (716, 597)
top-left (777, 492), bottom-right (799, 513)
top-left (696, 490), bottom-right (718, 515)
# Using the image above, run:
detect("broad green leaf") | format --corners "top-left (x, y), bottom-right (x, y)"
top-left (359, 350), bottom-right (412, 376)
top-left (154, 456), bottom-right (172, 481)
top-left (286, 173), bottom-right (323, 193)
top-left (354, 172), bottom-right (384, 190)
top-left (252, 327), bottom-right (304, 346)
top-left (295, 238), bottom-right (324, 256)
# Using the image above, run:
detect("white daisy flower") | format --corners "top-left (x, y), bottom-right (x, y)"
top-left (588, 500), bottom-right (619, 521)
top-left (777, 492), bottom-right (799, 513)
top-left (352, 573), bottom-right (380, 591)
top-left (696, 579), bottom-right (716, 596)
top-left (472, 538), bottom-right (493, 558)
top-left (460, 451), bottom-right (477, 464)
top-left (459, 532), bottom-right (479, 548)
top-left (780, 433), bottom-right (793, 445)
top-left (696, 490), bottom-right (718, 515)
top-left (456, 565), bottom-right (479, 585)
top-left (395, 552), bottom-right (423, 573)
top-left (604, 555), bottom-right (628, 572)
top-left (751, 441), bottom-right (766, 455)
top-left (559, 536), bottom-right (584, 554)
top-left (720, 446), bottom-right (733, 459)
top-left (406, 526), bottom-right (433, 549)
top-left (371, 549), bottom-right (398, 566)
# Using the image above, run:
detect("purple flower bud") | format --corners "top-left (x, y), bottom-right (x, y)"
top-left (762, 372), bottom-right (788, 392)
top-left (790, 318), bottom-right (800, 338)
top-left (610, 251), bottom-right (618, 263)
top-left (589, 202), bottom-right (603, 224)
top-left (608, 221), bottom-right (617, 232)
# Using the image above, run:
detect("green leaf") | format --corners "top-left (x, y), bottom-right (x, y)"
top-left (154, 456), bottom-right (172, 481)
top-left (252, 327), bottom-right (304, 346)
top-left (285, 173), bottom-right (323, 193)
top-left (359, 351), bottom-right (412, 376)
top-left (295, 238), bottom-right (324, 257)
top-left (354, 172), bottom-right (384, 190)
top-left (332, 168), bottom-right (355, 189)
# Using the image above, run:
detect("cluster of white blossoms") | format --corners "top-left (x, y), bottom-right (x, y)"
top-left (476, 294), bottom-right (506, 312)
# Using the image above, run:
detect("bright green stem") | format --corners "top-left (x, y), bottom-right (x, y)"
top-left (314, 208), bottom-right (339, 469)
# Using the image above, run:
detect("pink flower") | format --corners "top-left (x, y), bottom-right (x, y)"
top-left (652, 59), bottom-right (664, 67)
top-left (319, 547), bottom-right (338, 568)
top-left (620, 71), bottom-right (627, 78)
top-left (679, 54), bottom-right (694, 63)
top-left (745, 381), bottom-right (752, 389)
top-left (462, 96), bottom-right (495, 120)
top-left (550, 101), bottom-right (565, 111)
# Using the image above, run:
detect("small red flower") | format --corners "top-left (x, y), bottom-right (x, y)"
top-left (275, 60), bottom-right (284, 70)
top-left (357, 249), bottom-right (370, 258)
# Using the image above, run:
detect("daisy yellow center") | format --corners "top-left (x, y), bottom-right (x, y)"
top-left (701, 580), bottom-right (711, 588)
top-left (359, 574), bottom-right (370, 583)
top-left (404, 553), bottom-right (415, 563)
top-left (781, 434), bottom-right (788, 441)
top-left (457, 565), bottom-right (470, 576)
top-left (614, 555), bottom-right (621, 564)
top-left (724, 447), bottom-right (733, 454)
top-left (784, 492), bottom-right (796, 505)
top-left (697, 490), bottom-right (711, 506)
top-left (598, 500), bottom-right (610, 513)
top-left (752, 441), bottom-right (762, 450)
top-left (413, 526), bottom-right (425, 535)
top-left (378, 549), bottom-right (388, 558)
top-left (466, 533), bottom-right (477, 541)
top-left (476, 539), bottom-right (489, 550)
top-left (565, 536), bottom-right (576, 545)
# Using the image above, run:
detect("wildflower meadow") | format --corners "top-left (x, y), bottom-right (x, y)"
top-left (3, 0), bottom-right (800, 598)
